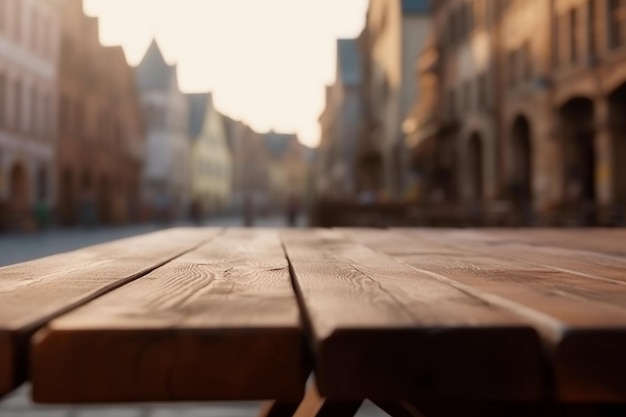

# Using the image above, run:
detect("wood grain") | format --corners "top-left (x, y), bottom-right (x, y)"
top-left (282, 229), bottom-right (543, 402)
top-left (32, 229), bottom-right (305, 403)
top-left (465, 228), bottom-right (626, 258)
top-left (351, 229), bottom-right (626, 403)
top-left (0, 227), bottom-right (215, 397)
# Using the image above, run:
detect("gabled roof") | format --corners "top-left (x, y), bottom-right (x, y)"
top-left (337, 38), bottom-right (361, 86)
top-left (187, 93), bottom-right (211, 139)
top-left (302, 145), bottom-right (316, 164)
top-left (221, 114), bottom-right (237, 151)
top-left (265, 131), bottom-right (298, 158)
top-left (402, 0), bottom-right (430, 13)
top-left (135, 39), bottom-right (175, 90)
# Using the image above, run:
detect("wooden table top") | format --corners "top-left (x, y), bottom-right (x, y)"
top-left (1, 228), bottom-right (625, 405)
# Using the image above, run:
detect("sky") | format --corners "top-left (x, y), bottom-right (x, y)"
top-left (83, 0), bottom-right (369, 148)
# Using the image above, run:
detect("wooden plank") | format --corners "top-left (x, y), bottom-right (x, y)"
top-left (349, 229), bottom-right (626, 403)
top-left (423, 229), bottom-right (626, 285)
top-left (0, 227), bottom-right (216, 397)
top-left (282, 229), bottom-right (544, 402)
top-left (32, 228), bottom-right (306, 403)
top-left (468, 228), bottom-right (626, 258)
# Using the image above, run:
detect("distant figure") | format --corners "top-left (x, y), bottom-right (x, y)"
top-left (155, 194), bottom-right (168, 225)
top-left (243, 194), bottom-right (255, 227)
top-left (79, 191), bottom-right (97, 228)
top-left (357, 189), bottom-right (376, 205)
top-left (190, 199), bottom-right (203, 226)
top-left (34, 200), bottom-right (51, 230)
top-left (286, 194), bottom-right (300, 227)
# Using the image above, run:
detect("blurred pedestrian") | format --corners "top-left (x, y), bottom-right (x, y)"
top-left (243, 194), bottom-right (255, 227)
top-left (190, 199), bottom-right (203, 226)
top-left (286, 194), bottom-right (300, 227)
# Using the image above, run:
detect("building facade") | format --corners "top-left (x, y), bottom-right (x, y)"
top-left (0, 0), bottom-right (61, 230)
top-left (135, 40), bottom-right (190, 221)
top-left (227, 119), bottom-right (271, 216)
top-left (316, 39), bottom-right (363, 199)
top-left (264, 131), bottom-right (308, 212)
top-left (56, 0), bottom-right (144, 226)
top-left (413, 0), bottom-right (626, 225)
top-left (358, 0), bottom-right (431, 200)
top-left (187, 93), bottom-right (232, 217)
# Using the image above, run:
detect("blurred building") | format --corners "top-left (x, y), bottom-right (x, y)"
top-left (264, 131), bottom-right (308, 212)
top-left (357, 0), bottom-right (431, 201)
top-left (316, 39), bottom-right (363, 199)
top-left (409, 0), bottom-right (503, 207)
top-left (227, 119), bottom-right (270, 216)
top-left (412, 0), bottom-right (626, 225)
top-left (0, 0), bottom-right (61, 231)
top-left (57, 0), bottom-right (144, 227)
top-left (187, 93), bottom-right (232, 218)
top-left (135, 39), bottom-right (191, 222)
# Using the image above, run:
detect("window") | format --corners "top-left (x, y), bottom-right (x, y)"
top-left (447, 89), bottom-right (457, 119)
top-left (31, 9), bottom-right (38, 52)
top-left (556, 14), bottom-right (567, 67)
top-left (0, 0), bottom-right (6, 34)
top-left (60, 95), bottom-right (70, 133)
top-left (14, 79), bottom-right (22, 130)
top-left (41, 93), bottom-right (50, 139)
top-left (0, 73), bottom-right (5, 128)
top-left (467, 1), bottom-right (475, 33)
top-left (588, 0), bottom-right (596, 59)
top-left (477, 73), bottom-right (487, 109)
top-left (522, 41), bottom-right (532, 80)
top-left (463, 81), bottom-right (472, 111)
top-left (569, 8), bottom-right (580, 64)
top-left (30, 86), bottom-right (37, 135)
top-left (13, 0), bottom-right (21, 41)
top-left (609, 0), bottom-right (626, 49)
top-left (507, 50), bottom-right (517, 88)
top-left (75, 101), bottom-right (83, 136)
top-left (41, 15), bottom-right (50, 57)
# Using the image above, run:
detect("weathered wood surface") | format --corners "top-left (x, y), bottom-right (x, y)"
top-left (282, 229), bottom-right (543, 402)
top-left (32, 229), bottom-right (305, 403)
top-left (347, 229), bottom-right (626, 402)
top-left (0, 228), bottom-right (216, 398)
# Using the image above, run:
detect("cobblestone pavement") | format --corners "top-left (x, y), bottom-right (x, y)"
top-left (0, 215), bottom-right (391, 416)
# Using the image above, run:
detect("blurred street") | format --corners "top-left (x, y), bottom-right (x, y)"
top-left (0, 214), bottom-right (307, 267)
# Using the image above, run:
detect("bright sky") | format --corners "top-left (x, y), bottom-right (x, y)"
top-left (83, 0), bottom-right (369, 147)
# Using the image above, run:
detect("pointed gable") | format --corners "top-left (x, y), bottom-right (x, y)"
top-left (135, 39), bottom-right (174, 90)
top-left (187, 93), bottom-right (210, 139)
top-left (265, 131), bottom-right (299, 159)
top-left (337, 38), bottom-right (362, 86)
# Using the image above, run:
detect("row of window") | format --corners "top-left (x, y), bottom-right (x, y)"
top-left (444, 0), bottom-right (513, 48)
top-left (445, 1), bottom-right (477, 47)
top-left (59, 94), bottom-right (127, 148)
top-left (555, 0), bottom-right (626, 69)
top-left (446, 0), bottom-right (626, 67)
top-left (0, 73), bottom-right (54, 139)
top-left (507, 42), bottom-right (532, 89)
top-left (0, 0), bottom-right (56, 60)
top-left (195, 160), bottom-right (229, 179)
top-left (447, 72), bottom-right (490, 118)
